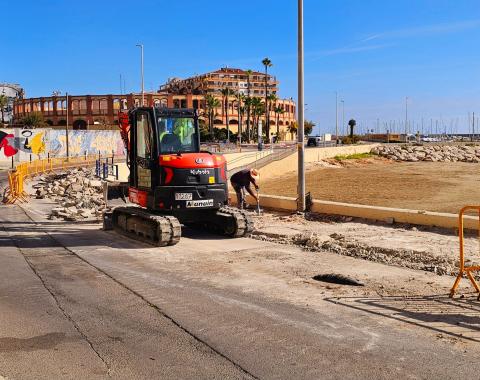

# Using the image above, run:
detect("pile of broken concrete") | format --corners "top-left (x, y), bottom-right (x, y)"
top-left (371, 144), bottom-right (480, 163)
top-left (33, 167), bottom-right (106, 221)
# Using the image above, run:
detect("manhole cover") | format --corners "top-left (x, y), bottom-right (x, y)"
top-left (312, 274), bottom-right (364, 286)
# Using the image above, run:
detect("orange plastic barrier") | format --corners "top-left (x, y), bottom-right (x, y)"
top-left (450, 206), bottom-right (480, 298)
top-left (4, 155), bottom-right (100, 204)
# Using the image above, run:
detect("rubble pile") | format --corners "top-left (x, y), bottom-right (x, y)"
top-left (33, 168), bottom-right (106, 221)
top-left (371, 144), bottom-right (480, 163)
top-left (252, 230), bottom-right (459, 277)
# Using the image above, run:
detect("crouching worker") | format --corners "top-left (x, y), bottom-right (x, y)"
top-left (230, 168), bottom-right (259, 209)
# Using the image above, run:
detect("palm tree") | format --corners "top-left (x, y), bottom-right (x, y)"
top-left (234, 92), bottom-right (245, 143)
top-left (348, 119), bottom-right (356, 138)
top-left (245, 69), bottom-right (253, 142)
top-left (274, 106), bottom-right (285, 141)
top-left (243, 95), bottom-right (253, 141)
top-left (304, 120), bottom-right (316, 136)
top-left (288, 121), bottom-right (298, 139)
top-left (262, 58), bottom-right (273, 142)
top-left (221, 87), bottom-right (233, 142)
top-left (251, 97), bottom-right (264, 140)
top-left (205, 94), bottom-right (220, 138)
top-left (0, 94), bottom-right (8, 124)
top-left (267, 93), bottom-right (277, 141)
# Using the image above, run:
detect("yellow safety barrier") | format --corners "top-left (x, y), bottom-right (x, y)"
top-left (3, 154), bottom-right (101, 204)
top-left (450, 206), bottom-right (480, 298)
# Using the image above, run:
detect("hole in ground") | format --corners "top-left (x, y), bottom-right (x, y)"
top-left (312, 274), bottom-right (365, 286)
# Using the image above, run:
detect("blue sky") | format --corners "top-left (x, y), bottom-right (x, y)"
top-left (2, 0), bottom-right (480, 134)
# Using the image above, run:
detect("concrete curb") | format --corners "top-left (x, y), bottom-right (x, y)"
top-left (230, 192), bottom-right (475, 231)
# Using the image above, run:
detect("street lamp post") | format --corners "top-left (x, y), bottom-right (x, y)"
top-left (335, 92), bottom-right (338, 145)
top-left (65, 92), bottom-right (69, 159)
top-left (297, 0), bottom-right (305, 212)
top-left (405, 96), bottom-right (408, 142)
top-left (136, 44), bottom-right (145, 106)
top-left (340, 100), bottom-right (345, 137)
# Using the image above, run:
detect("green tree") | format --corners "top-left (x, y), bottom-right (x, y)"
top-left (273, 105), bottom-right (285, 141)
top-left (221, 87), bottom-right (233, 142)
top-left (243, 95), bottom-right (253, 141)
top-left (348, 119), bottom-right (356, 138)
top-left (288, 121), bottom-right (297, 139)
top-left (245, 69), bottom-right (253, 142)
top-left (0, 94), bottom-right (8, 124)
top-left (205, 94), bottom-right (220, 138)
top-left (262, 58), bottom-right (273, 142)
top-left (22, 112), bottom-right (46, 128)
top-left (304, 120), bottom-right (316, 136)
top-left (234, 92), bottom-right (245, 143)
top-left (251, 97), bottom-right (265, 140)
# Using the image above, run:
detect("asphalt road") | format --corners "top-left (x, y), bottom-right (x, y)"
top-left (1, 200), bottom-right (480, 379)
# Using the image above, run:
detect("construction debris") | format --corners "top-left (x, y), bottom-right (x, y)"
top-left (252, 230), bottom-right (460, 277)
top-left (32, 168), bottom-right (106, 221)
top-left (372, 144), bottom-right (480, 163)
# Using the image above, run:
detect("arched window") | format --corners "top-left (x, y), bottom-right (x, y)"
top-left (99, 99), bottom-right (108, 114)
top-left (113, 98), bottom-right (120, 111)
top-left (72, 99), bottom-right (80, 115)
top-left (79, 100), bottom-right (87, 114)
top-left (57, 100), bottom-right (64, 115)
top-left (121, 98), bottom-right (128, 109)
top-left (91, 99), bottom-right (100, 114)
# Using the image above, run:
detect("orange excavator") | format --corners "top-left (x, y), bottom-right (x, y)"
top-left (104, 106), bottom-right (253, 246)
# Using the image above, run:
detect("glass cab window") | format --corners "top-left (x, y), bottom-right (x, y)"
top-left (157, 117), bottom-right (198, 154)
top-left (136, 112), bottom-right (153, 159)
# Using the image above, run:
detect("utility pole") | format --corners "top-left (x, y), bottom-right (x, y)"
top-left (65, 92), bottom-right (69, 159)
top-left (136, 44), bottom-right (145, 106)
top-left (405, 96), bottom-right (408, 142)
top-left (473, 112), bottom-right (475, 142)
top-left (340, 99), bottom-right (345, 137)
top-left (297, 0), bottom-right (305, 212)
top-left (335, 92), bottom-right (338, 145)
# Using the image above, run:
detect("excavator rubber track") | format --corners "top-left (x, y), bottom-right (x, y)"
top-left (193, 206), bottom-right (254, 238)
top-left (109, 206), bottom-right (181, 247)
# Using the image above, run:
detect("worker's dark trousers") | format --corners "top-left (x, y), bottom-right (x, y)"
top-left (232, 183), bottom-right (245, 209)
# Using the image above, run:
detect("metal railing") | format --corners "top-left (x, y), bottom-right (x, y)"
top-left (228, 146), bottom-right (296, 176)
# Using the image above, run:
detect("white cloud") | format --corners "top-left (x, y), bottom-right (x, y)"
top-left (363, 19), bottom-right (480, 42)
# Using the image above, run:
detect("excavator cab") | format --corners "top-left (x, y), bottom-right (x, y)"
top-left (109, 107), bottom-right (253, 246)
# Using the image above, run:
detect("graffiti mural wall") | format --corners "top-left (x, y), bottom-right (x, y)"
top-left (0, 128), bottom-right (125, 162)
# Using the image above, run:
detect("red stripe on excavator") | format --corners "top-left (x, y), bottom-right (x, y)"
top-left (159, 152), bottom-right (226, 169)
top-left (129, 187), bottom-right (148, 207)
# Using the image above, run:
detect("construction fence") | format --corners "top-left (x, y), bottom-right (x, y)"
top-left (4, 154), bottom-right (110, 204)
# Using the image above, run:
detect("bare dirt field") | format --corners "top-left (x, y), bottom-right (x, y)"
top-left (261, 158), bottom-right (480, 214)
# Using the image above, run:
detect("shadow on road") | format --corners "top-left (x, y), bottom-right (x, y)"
top-left (1, 222), bottom-right (234, 250)
top-left (326, 294), bottom-right (480, 343)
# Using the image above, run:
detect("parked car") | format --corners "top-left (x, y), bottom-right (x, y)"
top-left (307, 136), bottom-right (322, 147)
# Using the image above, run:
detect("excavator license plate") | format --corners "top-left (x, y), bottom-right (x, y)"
top-left (175, 192), bottom-right (193, 201)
